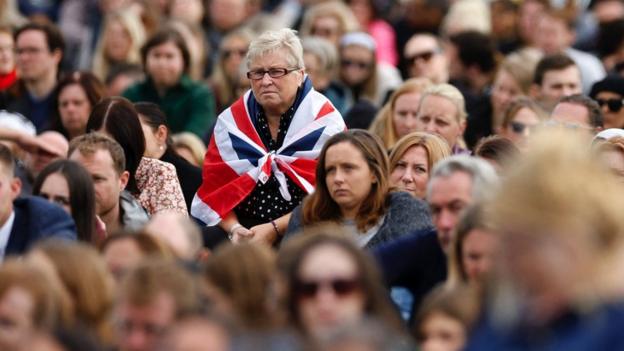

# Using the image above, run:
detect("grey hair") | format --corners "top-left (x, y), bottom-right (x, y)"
top-left (246, 28), bottom-right (305, 70)
top-left (419, 84), bottom-right (468, 123)
top-left (426, 155), bottom-right (498, 203)
top-left (302, 36), bottom-right (338, 76)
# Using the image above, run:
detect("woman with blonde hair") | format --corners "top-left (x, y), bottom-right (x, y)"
top-left (369, 78), bottom-right (432, 150)
top-left (388, 132), bottom-right (450, 199)
top-left (299, 1), bottom-right (360, 47)
top-left (92, 9), bottom-right (146, 81)
top-left (209, 29), bottom-right (254, 113)
top-left (172, 131), bottom-right (206, 167)
top-left (498, 96), bottom-right (547, 151)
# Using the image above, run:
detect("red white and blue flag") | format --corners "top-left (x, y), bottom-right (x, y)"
top-left (191, 78), bottom-right (345, 225)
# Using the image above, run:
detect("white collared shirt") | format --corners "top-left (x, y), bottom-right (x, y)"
top-left (0, 211), bottom-right (15, 262)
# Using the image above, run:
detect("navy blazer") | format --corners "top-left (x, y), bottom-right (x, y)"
top-left (6, 196), bottom-right (77, 255)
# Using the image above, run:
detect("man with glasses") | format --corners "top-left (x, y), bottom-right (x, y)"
top-left (3, 22), bottom-right (64, 132)
top-left (403, 33), bottom-right (449, 84)
top-left (590, 75), bottom-right (624, 129)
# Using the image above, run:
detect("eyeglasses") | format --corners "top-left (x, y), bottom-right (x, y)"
top-left (405, 49), bottom-right (440, 65)
top-left (510, 121), bottom-right (536, 134)
top-left (596, 98), bottom-right (624, 113)
top-left (222, 49), bottom-right (247, 59)
top-left (341, 59), bottom-right (371, 70)
top-left (246, 67), bottom-right (299, 80)
top-left (294, 277), bottom-right (361, 299)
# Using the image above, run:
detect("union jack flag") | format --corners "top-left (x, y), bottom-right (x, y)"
top-left (191, 78), bottom-right (346, 226)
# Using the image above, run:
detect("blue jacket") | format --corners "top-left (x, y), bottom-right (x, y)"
top-left (6, 196), bottom-right (77, 255)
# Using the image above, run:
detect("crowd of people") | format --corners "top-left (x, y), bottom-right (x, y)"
top-left (0, 0), bottom-right (624, 350)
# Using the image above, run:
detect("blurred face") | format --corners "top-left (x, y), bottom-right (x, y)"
top-left (221, 37), bottom-right (248, 81)
top-left (38, 172), bottom-right (71, 214)
top-left (209, 0), bottom-right (246, 32)
top-left (310, 16), bottom-right (342, 46)
top-left (105, 20), bottom-right (132, 62)
top-left (0, 287), bottom-right (35, 351)
top-left (340, 45), bottom-right (374, 88)
top-left (600, 149), bottom-right (624, 180)
top-left (169, 0), bottom-right (204, 24)
top-left (462, 229), bottom-right (499, 284)
top-left (502, 107), bottom-right (541, 150)
top-left (117, 292), bottom-right (177, 351)
top-left (518, 0), bottom-right (545, 45)
top-left (70, 149), bottom-right (127, 218)
top-left (16, 29), bottom-right (61, 82)
top-left (415, 95), bottom-right (465, 149)
top-left (392, 92), bottom-right (422, 138)
top-left (297, 244), bottom-right (365, 338)
top-left (537, 66), bottom-right (582, 106)
top-left (348, 0), bottom-right (373, 27)
top-left (491, 69), bottom-right (522, 123)
top-left (249, 49), bottom-right (304, 115)
top-left (146, 41), bottom-right (185, 89)
top-left (535, 15), bottom-right (572, 55)
top-left (58, 84), bottom-right (91, 138)
top-left (428, 171), bottom-right (473, 253)
top-left (551, 102), bottom-right (593, 131)
top-left (0, 32), bottom-right (15, 75)
top-left (103, 238), bottom-right (144, 282)
top-left (390, 146), bottom-right (429, 198)
top-left (304, 52), bottom-right (329, 91)
top-left (596, 91), bottom-right (624, 129)
top-left (404, 35), bottom-right (447, 83)
top-left (419, 312), bottom-right (466, 351)
top-left (325, 142), bottom-right (376, 219)
top-left (138, 118), bottom-right (162, 159)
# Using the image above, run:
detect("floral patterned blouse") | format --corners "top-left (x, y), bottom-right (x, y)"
top-left (135, 157), bottom-right (187, 215)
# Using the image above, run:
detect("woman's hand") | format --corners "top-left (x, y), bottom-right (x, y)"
top-left (230, 225), bottom-right (254, 243)
top-left (249, 222), bottom-right (278, 246)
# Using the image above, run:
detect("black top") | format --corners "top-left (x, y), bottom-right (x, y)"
top-left (160, 148), bottom-right (203, 212)
top-left (234, 103), bottom-right (306, 222)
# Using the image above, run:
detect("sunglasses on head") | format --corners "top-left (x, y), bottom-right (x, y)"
top-left (405, 49), bottom-right (439, 65)
top-left (341, 59), bottom-right (371, 70)
top-left (294, 277), bottom-right (361, 299)
top-left (595, 98), bottom-right (624, 113)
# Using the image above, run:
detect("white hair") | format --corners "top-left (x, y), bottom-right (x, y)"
top-left (246, 28), bottom-right (304, 69)
top-left (419, 83), bottom-right (468, 123)
top-left (426, 155), bottom-right (499, 203)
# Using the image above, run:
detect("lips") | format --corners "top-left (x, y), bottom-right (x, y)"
top-left (333, 189), bottom-right (349, 197)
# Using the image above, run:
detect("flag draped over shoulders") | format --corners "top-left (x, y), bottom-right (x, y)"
top-left (191, 78), bottom-right (345, 226)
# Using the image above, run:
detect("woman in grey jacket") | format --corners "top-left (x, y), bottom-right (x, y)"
top-left (283, 130), bottom-right (433, 249)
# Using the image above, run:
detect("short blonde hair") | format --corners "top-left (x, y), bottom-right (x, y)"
top-left (419, 84), bottom-right (468, 123)
top-left (389, 132), bottom-right (451, 178)
top-left (299, 1), bottom-right (360, 40)
top-left (172, 132), bottom-right (206, 167)
top-left (369, 78), bottom-right (432, 149)
top-left (246, 28), bottom-right (304, 70)
top-left (498, 48), bottom-right (543, 94)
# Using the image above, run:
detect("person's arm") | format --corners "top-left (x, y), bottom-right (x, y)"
top-left (219, 211), bottom-right (253, 243)
top-left (249, 212), bottom-right (292, 246)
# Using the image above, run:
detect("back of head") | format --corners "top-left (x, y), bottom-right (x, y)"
top-left (556, 94), bottom-right (603, 129)
top-left (448, 30), bottom-right (498, 74)
top-left (204, 243), bottom-right (276, 330)
top-left (488, 128), bottom-right (624, 321)
top-left (118, 258), bottom-right (199, 318)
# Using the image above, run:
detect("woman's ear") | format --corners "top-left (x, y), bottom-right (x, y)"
top-left (156, 125), bottom-right (168, 145)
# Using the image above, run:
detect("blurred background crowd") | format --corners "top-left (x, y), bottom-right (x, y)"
top-left (0, 0), bottom-right (624, 350)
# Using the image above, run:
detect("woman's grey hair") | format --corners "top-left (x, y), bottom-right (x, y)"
top-left (426, 155), bottom-right (498, 203)
top-left (302, 36), bottom-right (338, 76)
top-left (419, 84), bottom-right (468, 123)
top-left (246, 28), bottom-right (305, 70)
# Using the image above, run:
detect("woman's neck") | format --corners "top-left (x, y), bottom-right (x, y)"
top-left (341, 205), bottom-right (359, 221)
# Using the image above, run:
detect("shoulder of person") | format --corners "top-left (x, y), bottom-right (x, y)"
top-left (14, 196), bottom-right (77, 240)
top-left (385, 191), bottom-right (431, 225)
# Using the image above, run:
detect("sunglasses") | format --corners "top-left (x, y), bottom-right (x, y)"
top-left (341, 59), bottom-right (371, 70)
top-left (510, 121), bottom-right (536, 134)
top-left (294, 277), bottom-right (361, 299)
top-left (405, 49), bottom-right (439, 65)
top-left (222, 49), bottom-right (247, 59)
top-left (596, 98), bottom-right (624, 113)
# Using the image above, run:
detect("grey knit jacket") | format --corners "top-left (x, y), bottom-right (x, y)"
top-left (283, 191), bottom-right (434, 249)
